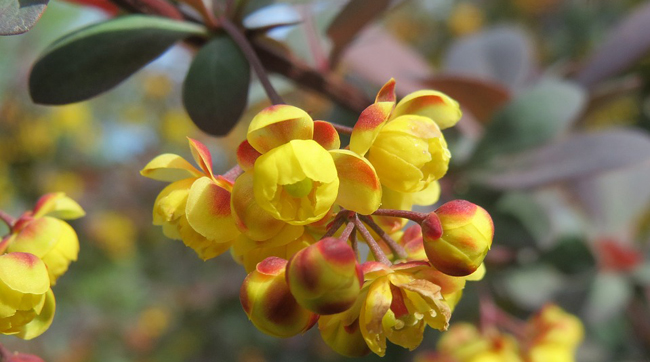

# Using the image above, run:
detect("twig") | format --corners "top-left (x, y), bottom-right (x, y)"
top-left (221, 18), bottom-right (284, 105)
top-left (322, 212), bottom-right (347, 239)
top-left (353, 215), bottom-right (391, 266)
top-left (359, 214), bottom-right (407, 260)
top-left (251, 38), bottom-right (371, 113)
top-left (330, 122), bottom-right (353, 135)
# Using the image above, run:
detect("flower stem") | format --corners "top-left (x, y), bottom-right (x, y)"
top-left (0, 210), bottom-right (15, 230)
top-left (372, 208), bottom-right (428, 223)
top-left (359, 215), bottom-right (408, 260)
top-left (350, 228), bottom-right (358, 258)
top-left (329, 122), bottom-right (353, 135)
top-left (339, 221), bottom-right (356, 242)
top-left (322, 213), bottom-right (347, 239)
top-left (353, 215), bottom-right (391, 266)
top-left (220, 17), bottom-right (284, 105)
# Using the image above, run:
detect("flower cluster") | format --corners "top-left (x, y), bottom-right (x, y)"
top-left (415, 304), bottom-right (584, 362)
top-left (0, 193), bottom-right (84, 339)
top-left (142, 79), bottom-right (494, 356)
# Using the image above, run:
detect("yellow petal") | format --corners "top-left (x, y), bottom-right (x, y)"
top-left (360, 277), bottom-right (392, 356)
top-left (391, 90), bottom-right (462, 129)
top-left (178, 216), bottom-right (233, 260)
top-left (153, 178), bottom-right (195, 225)
top-left (247, 105), bottom-right (314, 154)
top-left (188, 138), bottom-right (214, 178)
top-left (329, 150), bottom-right (382, 215)
top-left (0, 253), bottom-right (49, 295)
top-left (32, 193), bottom-right (85, 220)
top-left (7, 217), bottom-right (61, 257)
top-left (41, 220), bottom-right (80, 285)
top-left (16, 289), bottom-right (56, 340)
top-left (140, 153), bottom-right (203, 182)
top-left (185, 177), bottom-right (240, 242)
top-left (350, 102), bottom-right (393, 156)
top-left (231, 172), bottom-right (287, 241)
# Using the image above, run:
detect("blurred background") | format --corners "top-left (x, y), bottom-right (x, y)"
top-left (2, 0), bottom-right (650, 361)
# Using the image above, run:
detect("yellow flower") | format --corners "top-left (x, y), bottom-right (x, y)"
top-left (358, 261), bottom-right (451, 356)
top-left (2, 193), bottom-right (83, 285)
top-left (141, 138), bottom-right (240, 260)
top-left (0, 252), bottom-right (56, 340)
top-left (253, 140), bottom-right (339, 225)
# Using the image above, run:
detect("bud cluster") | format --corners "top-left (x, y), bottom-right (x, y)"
top-left (416, 304), bottom-right (584, 362)
top-left (0, 193), bottom-right (84, 339)
top-left (141, 79), bottom-right (495, 356)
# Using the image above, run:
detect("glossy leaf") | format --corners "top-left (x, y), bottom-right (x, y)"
top-left (0, 0), bottom-right (48, 35)
top-left (470, 79), bottom-right (586, 163)
top-left (29, 15), bottom-right (206, 105)
top-left (183, 35), bottom-right (250, 136)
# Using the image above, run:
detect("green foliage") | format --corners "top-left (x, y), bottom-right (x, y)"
top-left (29, 15), bottom-right (206, 105)
top-left (182, 35), bottom-right (250, 136)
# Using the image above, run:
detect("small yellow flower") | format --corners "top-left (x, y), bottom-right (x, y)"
top-left (253, 139), bottom-right (339, 225)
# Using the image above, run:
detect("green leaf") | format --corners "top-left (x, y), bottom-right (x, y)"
top-left (29, 15), bottom-right (206, 105)
top-left (182, 35), bottom-right (250, 136)
top-left (585, 272), bottom-right (632, 323)
top-left (470, 78), bottom-right (586, 164)
top-left (0, 0), bottom-right (48, 35)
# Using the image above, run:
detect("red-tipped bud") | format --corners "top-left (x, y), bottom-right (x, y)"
top-left (422, 200), bottom-right (494, 276)
top-left (286, 237), bottom-right (362, 315)
top-left (240, 257), bottom-right (318, 338)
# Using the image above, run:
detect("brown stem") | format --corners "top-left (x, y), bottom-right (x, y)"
top-left (359, 215), bottom-right (407, 260)
top-left (371, 208), bottom-right (428, 223)
top-left (110, 0), bottom-right (184, 19)
top-left (330, 122), bottom-right (353, 135)
top-left (0, 210), bottom-right (15, 230)
top-left (251, 38), bottom-right (371, 113)
top-left (322, 213), bottom-right (347, 239)
top-left (353, 215), bottom-right (391, 266)
top-left (221, 18), bottom-right (284, 105)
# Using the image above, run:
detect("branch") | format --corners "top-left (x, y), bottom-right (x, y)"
top-left (359, 214), bottom-right (407, 260)
top-left (221, 18), bottom-right (284, 105)
top-left (251, 38), bottom-right (371, 113)
top-left (353, 215), bottom-right (391, 266)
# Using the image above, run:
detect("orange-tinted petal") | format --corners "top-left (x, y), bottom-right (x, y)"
top-left (391, 90), bottom-right (462, 130)
top-left (140, 153), bottom-right (203, 182)
top-left (313, 121), bottom-right (340, 150)
top-left (188, 138), bottom-right (214, 178)
top-left (185, 177), bottom-right (239, 242)
top-left (32, 193), bottom-right (85, 220)
top-left (375, 78), bottom-right (397, 103)
top-left (330, 150), bottom-right (381, 215)
top-left (349, 102), bottom-right (394, 156)
top-left (247, 105), bottom-right (314, 154)
top-left (236, 140), bottom-right (262, 172)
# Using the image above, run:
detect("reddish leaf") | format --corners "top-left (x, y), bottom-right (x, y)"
top-left (423, 75), bottom-right (511, 123)
top-left (576, 2), bottom-right (650, 88)
top-left (326, 0), bottom-right (391, 66)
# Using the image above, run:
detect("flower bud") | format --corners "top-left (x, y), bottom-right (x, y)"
top-left (526, 304), bottom-right (583, 349)
top-left (319, 316), bottom-right (370, 357)
top-left (286, 237), bottom-right (362, 315)
top-left (422, 200), bottom-right (493, 276)
top-left (240, 257), bottom-right (318, 338)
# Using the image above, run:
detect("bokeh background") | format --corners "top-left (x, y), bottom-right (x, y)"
top-left (2, 0), bottom-right (650, 361)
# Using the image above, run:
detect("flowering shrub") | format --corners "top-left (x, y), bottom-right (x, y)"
top-left (0, 193), bottom-right (84, 339)
top-left (142, 79), bottom-right (495, 356)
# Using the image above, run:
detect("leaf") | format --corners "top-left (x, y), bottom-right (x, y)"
top-left (475, 129), bottom-right (650, 189)
top-left (0, 0), bottom-right (48, 35)
top-left (443, 25), bottom-right (534, 90)
top-left (423, 75), bottom-right (511, 123)
top-left (340, 26), bottom-right (434, 94)
top-left (503, 264), bottom-right (564, 309)
top-left (326, 0), bottom-right (391, 66)
top-left (584, 272), bottom-right (632, 324)
top-left (29, 15), bottom-right (206, 105)
top-left (182, 35), bottom-right (250, 136)
top-left (243, 3), bottom-right (301, 31)
top-left (470, 78), bottom-right (586, 163)
top-left (576, 2), bottom-right (650, 88)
